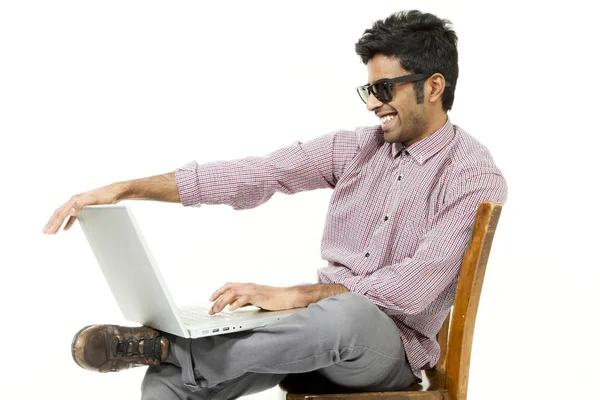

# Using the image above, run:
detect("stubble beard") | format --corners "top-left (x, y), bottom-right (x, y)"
top-left (400, 110), bottom-right (428, 146)
top-left (384, 114), bottom-right (424, 146)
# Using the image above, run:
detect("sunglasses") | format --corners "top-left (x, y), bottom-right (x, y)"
top-left (356, 73), bottom-right (450, 104)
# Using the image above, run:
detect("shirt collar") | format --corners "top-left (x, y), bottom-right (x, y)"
top-left (392, 118), bottom-right (455, 164)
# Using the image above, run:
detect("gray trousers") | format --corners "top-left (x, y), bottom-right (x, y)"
top-left (141, 292), bottom-right (417, 400)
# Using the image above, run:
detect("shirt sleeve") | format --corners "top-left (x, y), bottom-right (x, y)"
top-left (174, 130), bottom-right (360, 209)
top-left (343, 167), bottom-right (508, 315)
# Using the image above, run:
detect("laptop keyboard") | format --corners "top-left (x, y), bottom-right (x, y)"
top-left (179, 306), bottom-right (233, 325)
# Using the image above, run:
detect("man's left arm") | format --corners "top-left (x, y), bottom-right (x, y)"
top-left (209, 168), bottom-right (507, 314)
top-left (208, 282), bottom-right (348, 314)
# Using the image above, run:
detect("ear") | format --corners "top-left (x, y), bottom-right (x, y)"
top-left (426, 73), bottom-right (446, 105)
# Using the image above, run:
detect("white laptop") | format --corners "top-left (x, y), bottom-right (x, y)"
top-left (77, 204), bottom-right (299, 338)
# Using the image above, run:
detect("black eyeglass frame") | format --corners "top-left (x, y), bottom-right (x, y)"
top-left (356, 73), bottom-right (451, 104)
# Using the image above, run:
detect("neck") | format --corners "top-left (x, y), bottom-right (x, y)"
top-left (427, 112), bottom-right (448, 136)
top-left (405, 112), bottom-right (448, 147)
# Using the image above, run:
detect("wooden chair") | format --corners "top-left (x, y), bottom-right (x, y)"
top-left (280, 202), bottom-right (503, 400)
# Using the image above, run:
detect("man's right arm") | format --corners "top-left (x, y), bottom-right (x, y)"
top-left (120, 172), bottom-right (180, 203)
top-left (42, 172), bottom-right (180, 235)
top-left (43, 128), bottom-right (363, 235)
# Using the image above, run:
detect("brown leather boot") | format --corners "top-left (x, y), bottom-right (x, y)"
top-left (71, 325), bottom-right (169, 372)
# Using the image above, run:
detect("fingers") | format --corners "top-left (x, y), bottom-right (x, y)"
top-left (209, 283), bottom-right (253, 315)
top-left (42, 203), bottom-right (70, 235)
top-left (42, 196), bottom-right (85, 235)
top-left (229, 298), bottom-right (250, 311)
top-left (63, 215), bottom-right (77, 231)
top-left (210, 291), bottom-right (239, 315)
top-left (209, 282), bottom-right (235, 302)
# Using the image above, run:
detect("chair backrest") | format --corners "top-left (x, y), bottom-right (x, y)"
top-left (434, 202), bottom-right (503, 400)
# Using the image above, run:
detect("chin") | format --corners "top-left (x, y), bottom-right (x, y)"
top-left (383, 130), bottom-right (402, 143)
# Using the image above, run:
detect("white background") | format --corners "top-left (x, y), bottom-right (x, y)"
top-left (1, 1), bottom-right (598, 399)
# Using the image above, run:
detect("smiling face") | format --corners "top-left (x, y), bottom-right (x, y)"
top-left (366, 54), bottom-right (446, 146)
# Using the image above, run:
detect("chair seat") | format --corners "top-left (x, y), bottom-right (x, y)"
top-left (282, 369), bottom-right (448, 400)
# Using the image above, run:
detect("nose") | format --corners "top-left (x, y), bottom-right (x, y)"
top-left (366, 92), bottom-right (384, 112)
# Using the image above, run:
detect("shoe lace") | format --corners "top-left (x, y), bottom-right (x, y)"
top-left (112, 334), bottom-right (162, 360)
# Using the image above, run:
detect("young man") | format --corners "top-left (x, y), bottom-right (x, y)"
top-left (43, 10), bottom-right (507, 400)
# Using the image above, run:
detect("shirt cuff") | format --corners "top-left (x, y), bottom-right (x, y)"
top-left (340, 275), bottom-right (372, 296)
top-left (174, 161), bottom-right (203, 207)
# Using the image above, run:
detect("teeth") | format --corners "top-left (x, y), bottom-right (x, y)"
top-left (380, 115), bottom-right (395, 124)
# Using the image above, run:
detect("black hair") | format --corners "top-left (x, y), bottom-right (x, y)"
top-left (355, 10), bottom-right (458, 111)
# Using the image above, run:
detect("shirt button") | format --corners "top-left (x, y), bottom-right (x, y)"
top-left (397, 175), bottom-right (403, 181)
top-left (384, 216), bottom-right (389, 221)
top-left (365, 252), bottom-right (370, 258)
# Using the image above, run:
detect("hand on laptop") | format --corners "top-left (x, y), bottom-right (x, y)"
top-left (42, 184), bottom-right (122, 235)
top-left (43, 173), bottom-right (180, 235)
top-left (209, 283), bottom-right (298, 315)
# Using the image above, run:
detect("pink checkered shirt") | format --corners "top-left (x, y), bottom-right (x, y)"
top-left (174, 118), bottom-right (508, 379)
